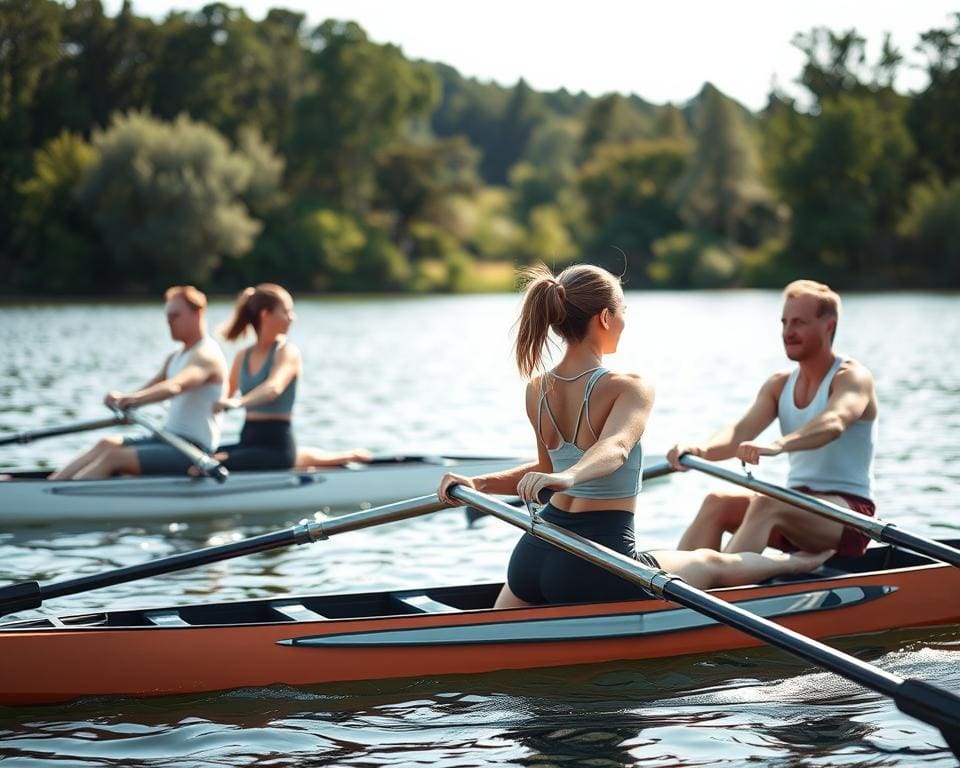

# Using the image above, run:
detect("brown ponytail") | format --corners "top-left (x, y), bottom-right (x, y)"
top-left (514, 263), bottom-right (621, 378)
top-left (221, 283), bottom-right (288, 341)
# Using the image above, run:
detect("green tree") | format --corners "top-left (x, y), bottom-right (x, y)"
top-left (289, 19), bottom-right (437, 209)
top-left (6, 130), bottom-right (103, 292)
top-left (769, 93), bottom-right (914, 280)
top-left (578, 138), bottom-right (690, 277)
top-left (675, 84), bottom-right (778, 246)
top-left (897, 178), bottom-right (960, 286)
top-left (580, 93), bottom-right (652, 160)
top-left (374, 136), bottom-right (479, 242)
top-left (75, 110), bottom-right (262, 289)
top-left (0, 0), bottom-right (62, 250)
top-left (908, 14), bottom-right (960, 182)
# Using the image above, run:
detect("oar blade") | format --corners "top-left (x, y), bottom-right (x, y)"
top-left (896, 679), bottom-right (960, 759)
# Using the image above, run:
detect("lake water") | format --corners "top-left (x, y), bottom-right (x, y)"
top-left (1, 291), bottom-right (958, 766)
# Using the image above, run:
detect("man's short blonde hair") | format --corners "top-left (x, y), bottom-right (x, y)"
top-left (164, 285), bottom-right (208, 311)
top-left (783, 279), bottom-right (841, 320)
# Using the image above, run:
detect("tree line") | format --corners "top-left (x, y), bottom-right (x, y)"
top-left (2, 1), bottom-right (959, 294)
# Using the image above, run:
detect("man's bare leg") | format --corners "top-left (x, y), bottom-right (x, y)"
top-left (72, 445), bottom-right (142, 480)
top-left (677, 491), bottom-right (753, 550)
top-left (724, 494), bottom-right (846, 554)
top-left (49, 436), bottom-right (124, 480)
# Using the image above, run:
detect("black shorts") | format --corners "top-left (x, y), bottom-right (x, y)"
top-left (506, 503), bottom-right (660, 605)
top-left (218, 420), bottom-right (296, 471)
top-left (123, 434), bottom-right (211, 475)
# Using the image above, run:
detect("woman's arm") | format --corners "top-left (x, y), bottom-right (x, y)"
top-left (218, 341), bottom-right (300, 412)
top-left (516, 374), bottom-right (654, 502)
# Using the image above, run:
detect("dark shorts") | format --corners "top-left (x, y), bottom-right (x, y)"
top-left (792, 486), bottom-right (877, 557)
top-left (507, 503), bottom-right (660, 605)
top-left (122, 434), bottom-right (211, 475)
top-left (218, 420), bottom-right (296, 472)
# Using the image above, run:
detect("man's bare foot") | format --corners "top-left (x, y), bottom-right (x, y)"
top-left (790, 549), bottom-right (836, 574)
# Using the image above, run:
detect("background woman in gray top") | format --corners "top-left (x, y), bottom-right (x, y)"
top-left (213, 284), bottom-right (370, 471)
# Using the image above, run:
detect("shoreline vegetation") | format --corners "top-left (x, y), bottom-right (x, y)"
top-left (2, 3), bottom-right (959, 296)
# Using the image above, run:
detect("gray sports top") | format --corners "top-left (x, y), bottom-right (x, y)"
top-left (164, 336), bottom-right (226, 451)
top-left (538, 367), bottom-right (643, 499)
top-left (239, 341), bottom-right (297, 416)
top-left (778, 355), bottom-right (876, 500)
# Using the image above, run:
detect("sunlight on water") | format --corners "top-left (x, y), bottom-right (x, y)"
top-left (1, 291), bottom-right (959, 766)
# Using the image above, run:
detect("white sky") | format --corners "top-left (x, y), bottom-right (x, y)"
top-left (108, 0), bottom-right (957, 110)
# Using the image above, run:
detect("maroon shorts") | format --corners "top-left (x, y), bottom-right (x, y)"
top-left (791, 486), bottom-right (876, 557)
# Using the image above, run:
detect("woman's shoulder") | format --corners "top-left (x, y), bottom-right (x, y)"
top-left (600, 370), bottom-right (654, 400)
top-left (274, 337), bottom-right (302, 359)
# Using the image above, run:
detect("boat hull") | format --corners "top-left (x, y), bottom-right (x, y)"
top-left (2, 546), bottom-right (958, 706)
top-left (0, 456), bottom-right (525, 524)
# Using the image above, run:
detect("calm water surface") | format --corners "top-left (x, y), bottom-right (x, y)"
top-left (1, 291), bottom-right (958, 766)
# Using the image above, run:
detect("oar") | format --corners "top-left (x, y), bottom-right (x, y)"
top-left (0, 493), bottom-right (448, 618)
top-left (118, 407), bottom-right (229, 483)
top-left (449, 485), bottom-right (960, 757)
top-left (679, 454), bottom-right (960, 569)
top-left (0, 415), bottom-right (130, 447)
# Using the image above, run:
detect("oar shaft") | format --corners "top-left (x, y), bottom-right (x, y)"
top-left (450, 485), bottom-right (960, 746)
top-left (0, 416), bottom-right (128, 447)
top-left (0, 494), bottom-right (447, 617)
top-left (679, 454), bottom-right (960, 569)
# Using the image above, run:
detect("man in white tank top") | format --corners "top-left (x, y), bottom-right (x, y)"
top-left (49, 286), bottom-right (228, 480)
top-left (667, 280), bottom-right (880, 557)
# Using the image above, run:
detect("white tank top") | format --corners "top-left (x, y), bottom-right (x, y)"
top-left (164, 336), bottom-right (226, 451)
top-left (778, 356), bottom-right (876, 500)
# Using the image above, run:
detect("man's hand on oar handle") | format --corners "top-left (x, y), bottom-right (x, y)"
top-left (735, 440), bottom-right (784, 465)
top-left (104, 391), bottom-right (138, 411)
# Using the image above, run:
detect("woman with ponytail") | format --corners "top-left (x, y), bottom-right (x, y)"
top-left (438, 264), bottom-right (832, 608)
top-left (214, 284), bottom-right (369, 471)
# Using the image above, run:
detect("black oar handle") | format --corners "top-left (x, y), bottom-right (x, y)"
top-left (0, 416), bottom-right (129, 447)
top-left (0, 493), bottom-right (449, 619)
top-left (0, 528), bottom-right (309, 617)
top-left (880, 527), bottom-right (960, 568)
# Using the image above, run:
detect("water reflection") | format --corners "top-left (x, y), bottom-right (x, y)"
top-left (1, 293), bottom-right (959, 766)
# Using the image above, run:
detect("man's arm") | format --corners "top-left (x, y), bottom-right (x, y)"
top-left (108, 347), bottom-right (223, 410)
top-left (667, 374), bottom-right (783, 468)
top-left (737, 365), bottom-right (874, 464)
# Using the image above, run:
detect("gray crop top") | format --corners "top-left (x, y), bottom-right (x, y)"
top-left (238, 341), bottom-right (297, 416)
top-left (538, 367), bottom-right (643, 499)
